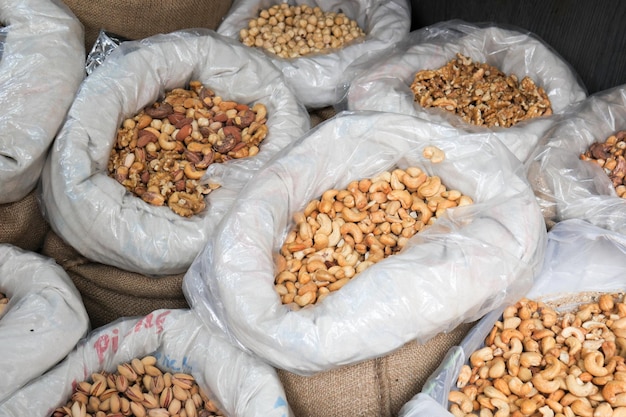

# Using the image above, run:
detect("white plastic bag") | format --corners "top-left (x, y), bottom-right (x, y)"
top-left (0, 0), bottom-right (85, 203)
top-left (0, 308), bottom-right (292, 417)
top-left (217, 0), bottom-right (411, 109)
top-left (338, 20), bottom-right (588, 162)
top-left (183, 111), bottom-right (547, 375)
top-left (399, 218), bottom-right (626, 417)
top-left (526, 85), bottom-right (626, 234)
top-left (39, 29), bottom-right (310, 276)
top-left (0, 244), bottom-right (89, 403)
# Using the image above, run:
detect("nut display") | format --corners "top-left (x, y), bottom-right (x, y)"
top-left (107, 80), bottom-right (269, 217)
top-left (449, 293), bottom-right (626, 417)
top-left (239, 3), bottom-right (366, 58)
top-left (580, 130), bottom-right (626, 198)
top-left (410, 53), bottom-right (553, 128)
top-left (51, 355), bottom-right (225, 417)
top-left (273, 146), bottom-right (473, 308)
top-left (0, 291), bottom-right (8, 317)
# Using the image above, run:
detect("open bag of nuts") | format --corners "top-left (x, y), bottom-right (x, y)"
top-left (216, 0), bottom-right (411, 109)
top-left (0, 244), bottom-right (89, 403)
top-left (39, 28), bottom-right (310, 276)
top-left (526, 84), bottom-right (626, 234)
top-left (0, 308), bottom-right (292, 417)
top-left (337, 20), bottom-right (588, 162)
top-left (0, 0), bottom-right (85, 204)
top-left (183, 110), bottom-right (547, 375)
top-left (399, 218), bottom-right (626, 417)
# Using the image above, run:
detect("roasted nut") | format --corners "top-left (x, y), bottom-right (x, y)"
top-left (274, 158), bottom-right (474, 308)
top-left (451, 293), bottom-right (626, 417)
top-left (580, 130), bottom-right (626, 198)
top-left (52, 355), bottom-right (226, 417)
top-left (107, 81), bottom-right (269, 217)
top-left (411, 52), bottom-right (552, 128)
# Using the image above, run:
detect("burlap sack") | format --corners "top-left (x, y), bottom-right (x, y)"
top-left (62, 0), bottom-right (233, 50)
top-left (277, 321), bottom-right (475, 417)
top-left (41, 230), bottom-right (187, 329)
top-left (0, 190), bottom-right (50, 252)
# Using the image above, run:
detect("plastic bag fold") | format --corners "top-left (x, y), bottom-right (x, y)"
top-left (217, 0), bottom-right (412, 109)
top-left (338, 20), bottom-right (587, 162)
top-left (0, 244), bottom-right (89, 403)
top-left (0, 0), bottom-right (85, 203)
top-left (183, 111), bottom-right (547, 375)
top-left (526, 84), bottom-right (626, 233)
top-left (0, 308), bottom-right (292, 416)
top-left (39, 29), bottom-right (310, 276)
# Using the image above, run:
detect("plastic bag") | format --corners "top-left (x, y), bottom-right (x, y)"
top-left (0, 308), bottom-right (292, 417)
top-left (399, 218), bottom-right (626, 417)
top-left (183, 111), bottom-right (547, 375)
top-left (217, 0), bottom-right (411, 109)
top-left (337, 20), bottom-right (588, 162)
top-left (39, 29), bottom-right (310, 276)
top-left (0, 0), bottom-right (85, 204)
top-left (0, 244), bottom-right (89, 403)
top-left (526, 84), bottom-right (626, 233)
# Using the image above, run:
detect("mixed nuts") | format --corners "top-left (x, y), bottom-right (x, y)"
top-left (239, 3), bottom-right (366, 58)
top-left (410, 53), bottom-right (552, 128)
top-left (580, 130), bottom-right (626, 198)
top-left (273, 146), bottom-right (473, 308)
top-left (107, 81), bottom-right (269, 217)
top-left (52, 355), bottom-right (225, 417)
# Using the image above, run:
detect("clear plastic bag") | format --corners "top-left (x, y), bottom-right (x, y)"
top-left (0, 308), bottom-right (292, 417)
top-left (39, 29), bottom-right (310, 276)
top-left (0, 0), bottom-right (85, 203)
top-left (0, 244), bottom-right (89, 403)
top-left (217, 0), bottom-right (411, 109)
top-left (337, 20), bottom-right (588, 162)
top-left (183, 111), bottom-right (547, 375)
top-left (399, 218), bottom-right (626, 417)
top-left (526, 84), bottom-right (626, 234)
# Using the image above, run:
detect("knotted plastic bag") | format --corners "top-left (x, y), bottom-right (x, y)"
top-left (338, 20), bottom-right (587, 162)
top-left (0, 244), bottom-right (89, 403)
top-left (0, 308), bottom-right (292, 417)
top-left (0, 0), bottom-right (85, 203)
top-left (217, 0), bottom-right (411, 109)
top-left (399, 218), bottom-right (626, 417)
top-left (39, 29), bottom-right (309, 276)
top-left (183, 111), bottom-right (547, 374)
top-left (526, 84), bottom-right (626, 233)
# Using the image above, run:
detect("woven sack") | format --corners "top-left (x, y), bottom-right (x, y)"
top-left (62, 0), bottom-right (233, 50)
top-left (278, 321), bottom-right (475, 417)
top-left (41, 230), bottom-right (188, 329)
top-left (0, 190), bottom-right (49, 252)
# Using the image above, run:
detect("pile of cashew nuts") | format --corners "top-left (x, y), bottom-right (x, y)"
top-left (239, 2), bottom-right (366, 58)
top-left (107, 80), bottom-right (269, 217)
top-left (580, 130), bottom-right (626, 199)
top-left (273, 146), bottom-right (474, 308)
top-left (449, 293), bottom-right (626, 417)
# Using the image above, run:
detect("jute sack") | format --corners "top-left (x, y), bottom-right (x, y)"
top-left (62, 0), bottom-right (233, 50)
top-left (41, 230), bottom-right (188, 329)
top-left (0, 190), bottom-right (50, 252)
top-left (277, 322), bottom-right (475, 417)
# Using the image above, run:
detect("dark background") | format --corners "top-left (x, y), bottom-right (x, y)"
top-left (410, 0), bottom-right (626, 95)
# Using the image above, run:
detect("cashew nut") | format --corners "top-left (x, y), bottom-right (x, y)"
top-left (566, 374), bottom-right (598, 397)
